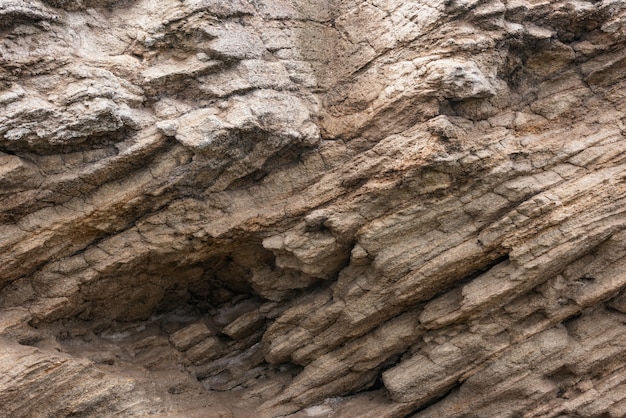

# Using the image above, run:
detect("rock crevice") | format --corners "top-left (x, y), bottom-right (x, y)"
top-left (2, 0), bottom-right (626, 417)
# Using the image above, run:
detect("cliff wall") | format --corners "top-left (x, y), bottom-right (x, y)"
top-left (2, 1), bottom-right (626, 416)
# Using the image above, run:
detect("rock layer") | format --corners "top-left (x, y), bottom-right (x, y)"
top-left (2, 0), bottom-right (626, 417)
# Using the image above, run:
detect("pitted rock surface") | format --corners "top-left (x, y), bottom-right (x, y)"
top-left (2, 0), bottom-right (626, 417)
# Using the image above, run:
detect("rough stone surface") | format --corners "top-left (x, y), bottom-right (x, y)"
top-left (2, 0), bottom-right (626, 417)
top-left (169, 322), bottom-right (212, 351)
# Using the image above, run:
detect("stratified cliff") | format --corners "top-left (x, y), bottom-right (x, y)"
top-left (2, 0), bottom-right (626, 416)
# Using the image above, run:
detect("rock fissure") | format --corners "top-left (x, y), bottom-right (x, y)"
top-left (2, 0), bottom-right (626, 417)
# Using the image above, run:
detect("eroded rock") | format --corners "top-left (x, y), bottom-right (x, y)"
top-left (169, 322), bottom-right (213, 351)
top-left (2, 0), bottom-right (626, 417)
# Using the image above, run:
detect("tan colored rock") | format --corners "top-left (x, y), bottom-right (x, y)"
top-left (186, 337), bottom-right (222, 365)
top-left (0, 339), bottom-right (154, 417)
top-left (170, 323), bottom-right (212, 352)
top-left (2, 0), bottom-right (626, 417)
top-left (222, 310), bottom-right (265, 340)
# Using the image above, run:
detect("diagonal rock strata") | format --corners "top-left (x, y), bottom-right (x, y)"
top-left (2, 0), bottom-right (626, 417)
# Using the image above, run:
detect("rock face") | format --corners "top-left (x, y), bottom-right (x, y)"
top-left (2, 0), bottom-right (626, 416)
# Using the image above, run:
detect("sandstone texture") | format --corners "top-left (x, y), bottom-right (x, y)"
top-left (2, 0), bottom-right (626, 416)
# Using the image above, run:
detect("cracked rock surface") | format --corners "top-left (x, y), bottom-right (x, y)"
top-left (2, 0), bottom-right (626, 416)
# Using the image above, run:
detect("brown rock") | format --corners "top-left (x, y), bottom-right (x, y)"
top-left (186, 337), bottom-right (222, 365)
top-left (222, 311), bottom-right (265, 340)
top-left (169, 323), bottom-right (212, 352)
top-left (2, 0), bottom-right (626, 416)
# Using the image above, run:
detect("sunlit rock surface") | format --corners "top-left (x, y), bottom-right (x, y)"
top-left (2, 0), bottom-right (626, 416)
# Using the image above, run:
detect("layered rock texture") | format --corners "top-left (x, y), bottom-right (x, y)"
top-left (2, 0), bottom-right (626, 416)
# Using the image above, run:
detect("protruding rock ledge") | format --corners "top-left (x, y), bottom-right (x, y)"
top-left (2, 0), bottom-right (626, 417)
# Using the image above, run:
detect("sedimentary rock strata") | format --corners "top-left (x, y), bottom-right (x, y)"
top-left (2, 0), bottom-right (626, 416)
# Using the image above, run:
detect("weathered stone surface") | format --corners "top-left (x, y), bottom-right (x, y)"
top-left (222, 310), bottom-right (265, 340)
top-left (0, 1), bottom-right (58, 27)
top-left (0, 338), bottom-right (153, 417)
top-left (2, 0), bottom-right (626, 417)
top-left (169, 322), bottom-right (212, 351)
top-left (185, 336), bottom-right (222, 365)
